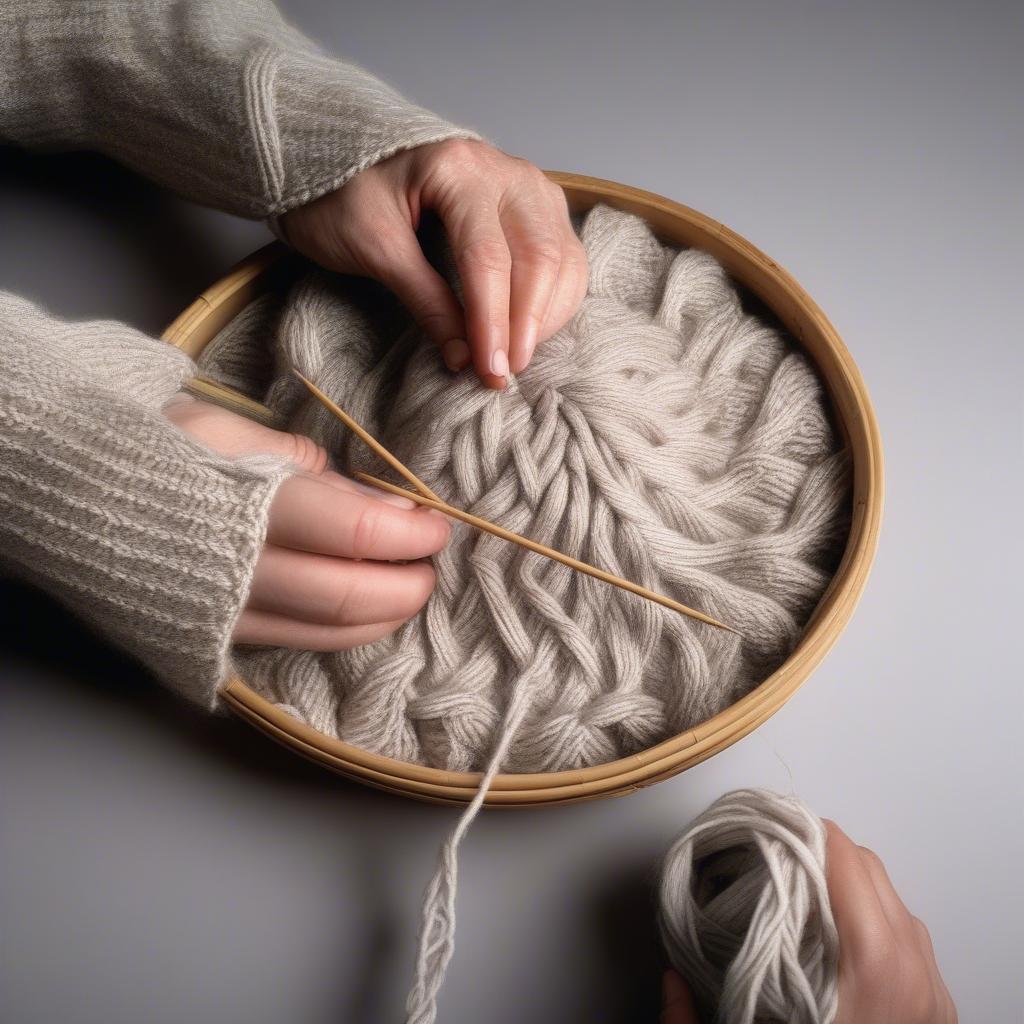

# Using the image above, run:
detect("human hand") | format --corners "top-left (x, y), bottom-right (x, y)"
top-left (660, 969), bottom-right (700, 1023)
top-left (657, 822), bottom-right (956, 1024)
top-left (278, 138), bottom-right (589, 388)
top-left (163, 395), bottom-right (449, 649)
top-left (825, 820), bottom-right (957, 1024)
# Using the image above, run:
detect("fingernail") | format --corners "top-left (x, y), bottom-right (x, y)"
top-left (442, 338), bottom-right (471, 372)
top-left (489, 348), bottom-right (508, 379)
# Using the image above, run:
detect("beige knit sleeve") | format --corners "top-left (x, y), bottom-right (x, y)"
top-left (0, 292), bottom-right (294, 710)
top-left (0, 0), bottom-right (489, 218)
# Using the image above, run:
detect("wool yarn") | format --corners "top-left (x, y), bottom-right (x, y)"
top-left (197, 202), bottom-right (851, 1023)
top-left (201, 202), bottom-right (850, 775)
top-left (659, 789), bottom-right (839, 1024)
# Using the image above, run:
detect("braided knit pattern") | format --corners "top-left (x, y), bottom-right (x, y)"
top-left (200, 202), bottom-right (850, 773)
top-left (658, 788), bottom-right (840, 1024)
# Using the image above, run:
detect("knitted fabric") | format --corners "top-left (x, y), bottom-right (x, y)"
top-left (0, 0), bottom-right (484, 710)
top-left (0, 0), bottom-right (487, 219)
top-left (659, 789), bottom-right (840, 1024)
top-left (0, 292), bottom-right (294, 709)
top-left (199, 202), bottom-right (852, 772)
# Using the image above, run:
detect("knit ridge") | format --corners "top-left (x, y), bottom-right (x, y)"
top-left (200, 202), bottom-right (852, 771)
top-left (0, 293), bottom-right (292, 711)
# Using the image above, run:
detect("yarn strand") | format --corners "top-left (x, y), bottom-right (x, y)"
top-left (405, 683), bottom-right (536, 1024)
top-left (658, 789), bottom-right (840, 1024)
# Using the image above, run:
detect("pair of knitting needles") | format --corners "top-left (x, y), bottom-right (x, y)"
top-left (293, 370), bottom-right (738, 635)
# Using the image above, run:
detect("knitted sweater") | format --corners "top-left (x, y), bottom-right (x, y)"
top-left (0, 0), bottom-right (485, 709)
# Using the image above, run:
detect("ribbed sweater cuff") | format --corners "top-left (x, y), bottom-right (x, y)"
top-left (0, 294), bottom-right (293, 711)
top-left (251, 46), bottom-right (491, 218)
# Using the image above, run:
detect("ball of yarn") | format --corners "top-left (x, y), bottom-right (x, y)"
top-left (658, 788), bottom-right (840, 1024)
top-left (202, 202), bottom-right (850, 774)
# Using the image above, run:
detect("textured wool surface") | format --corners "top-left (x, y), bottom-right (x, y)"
top-left (0, 292), bottom-right (292, 709)
top-left (0, 0), bottom-right (484, 716)
top-left (0, 0), bottom-right (486, 219)
top-left (199, 202), bottom-right (851, 774)
top-left (659, 788), bottom-right (839, 1024)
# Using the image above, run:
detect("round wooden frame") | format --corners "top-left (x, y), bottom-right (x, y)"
top-left (162, 171), bottom-right (883, 807)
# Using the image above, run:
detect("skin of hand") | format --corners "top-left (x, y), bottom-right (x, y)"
top-left (658, 821), bottom-right (957, 1024)
top-left (162, 394), bottom-right (449, 650)
top-left (278, 138), bottom-right (589, 389)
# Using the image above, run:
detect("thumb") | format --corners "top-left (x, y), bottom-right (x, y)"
top-left (660, 969), bottom-right (700, 1024)
top-left (371, 218), bottom-right (471, 373)
top-left (165, 395), bottom-right (329, 476)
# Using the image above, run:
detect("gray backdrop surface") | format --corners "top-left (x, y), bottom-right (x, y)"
top-left (1, 2), bottom-right (1021, 1021)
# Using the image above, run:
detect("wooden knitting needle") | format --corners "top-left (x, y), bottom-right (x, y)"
top-left (293, 367), bottom-right (738, 635)
top-left (355, 471), bottom-right (740, 635)
top-left (293, 370), bottom-right (442, 503)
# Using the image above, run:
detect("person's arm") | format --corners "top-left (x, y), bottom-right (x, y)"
top-left (0, 1), bottom-right (590, 385)
top-left (0, 294), bottom-right (448, 711)
top-left (0, 0), bottom-right (484, 220)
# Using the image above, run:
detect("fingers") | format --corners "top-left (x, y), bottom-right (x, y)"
top-left (268, 472), bottom-right (450, 561)
top-left (444, 195), bottom-right (512, 388)
top-left (856, 842), bottom-right (918, 944)
top-left (233, 608), bottom-right (411, 651)
top-left (825, 820), bottom-right (958, 1024)
top-left (823, 820), bottom-right (894, 963)
top-left (362, 215), bottom-right (473, 373)
top-left (164, 394), bottom-right (329, 474)
top-left (246, 544), bottom-right (436, 627)
top-left (503, 187), bottom-right (563, 374)
top-left (660, 969), bottom-right (701, 1024)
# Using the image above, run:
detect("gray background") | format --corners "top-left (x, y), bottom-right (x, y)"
top-left (2, 1), bottom-right (1021, 1021)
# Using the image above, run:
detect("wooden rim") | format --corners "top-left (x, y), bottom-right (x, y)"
top-left (162, 171), bottom-right (884, 807)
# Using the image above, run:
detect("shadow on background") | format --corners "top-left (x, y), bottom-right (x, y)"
top-left (0, 145), bottom-right (264, 335)
top-left (0, 575), bottom-right (673, 1023)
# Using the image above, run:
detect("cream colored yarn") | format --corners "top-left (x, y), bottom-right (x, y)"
top-left (659, 788), bottom-right (840, 1024)
top-left (198, 202), bottom-right (850, 1022)
top-left (202, 202), bottom-right (850, 774)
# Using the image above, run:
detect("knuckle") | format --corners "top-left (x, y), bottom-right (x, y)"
top-left (462, 236), bottom-right (512, 274)
top-left (328, 583), bottom-right (357, 626)
top-left (350, 505), bottom-right (386, 555)
top-left (858, 845), bottom-right (883, 869)
top-left (903, 967), bottom-right (939, 1023)
top-left (287, 432), bottom-right (328, 474)
top-left (521, 240), bottom-right (563, 268)
top-left (912, 916), bottom-right (933, 949)
top-left (429, 137), bottom-right (482, 179)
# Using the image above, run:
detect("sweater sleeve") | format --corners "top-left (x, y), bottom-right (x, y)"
top-left (0, 291), bottom-right (295, 711)
top-left (0, 0), bottom-right (489, 219)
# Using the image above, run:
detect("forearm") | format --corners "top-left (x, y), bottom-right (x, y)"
top-left (0, 292), bottom-right (291, 709)
top-left (0, 0), bottom-right (486, 218)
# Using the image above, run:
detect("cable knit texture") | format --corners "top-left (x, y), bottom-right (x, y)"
top-left (198, 203), bottom-right (852, 771)
top-left (0, 0), bottom-right (487, 218)
top-left (0, 0), bottom-right (489, 712)
top-left (0, 293), bottom-right (293, 709)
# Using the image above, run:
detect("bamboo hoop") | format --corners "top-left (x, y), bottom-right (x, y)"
top-left (162, 171), bottom-right (884, 807)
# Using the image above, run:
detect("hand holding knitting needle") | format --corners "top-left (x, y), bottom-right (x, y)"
top-left (278, 138), bottom-right (589, 388)
top-left (658, 821), bottom-right (957, 1024)
top-left (163, 395), bottom-right (449, 650)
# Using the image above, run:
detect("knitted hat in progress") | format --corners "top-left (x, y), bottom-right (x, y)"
top-left (199, 202), bottom-right (851, 774)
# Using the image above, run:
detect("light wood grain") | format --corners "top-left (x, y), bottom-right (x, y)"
top-left (161, 170), bottom-right (884, 808)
